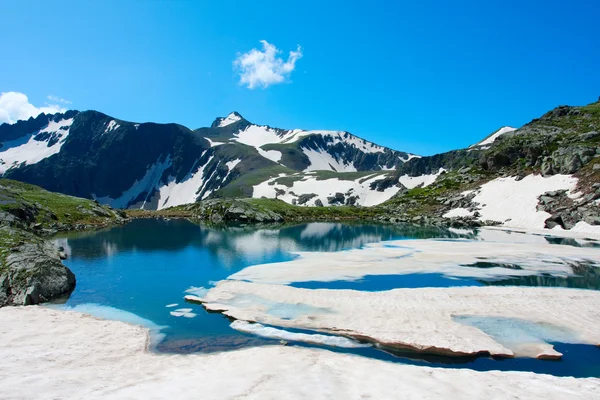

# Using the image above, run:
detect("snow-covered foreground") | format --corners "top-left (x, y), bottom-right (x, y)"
top-left (226, 238), bottom-right (600, 284)
top-left (1, 306), bottom-right (598, 400)
top-left (192, 282), bottom-right (600, 359)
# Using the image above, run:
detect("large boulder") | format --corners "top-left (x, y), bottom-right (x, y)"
top-left (0, 228), bottom-right (75, 306)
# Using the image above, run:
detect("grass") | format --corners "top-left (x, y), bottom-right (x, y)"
top-left (243, 198), bottom-right (383, 220)
top-left (0, 179), bottom-right (121, 228)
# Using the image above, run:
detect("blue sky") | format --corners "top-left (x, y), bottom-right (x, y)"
top-left (1, 0), bottom-right (599, 155)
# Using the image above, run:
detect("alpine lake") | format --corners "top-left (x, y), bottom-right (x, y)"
top-left (49, 218), bottom-right (600, 378)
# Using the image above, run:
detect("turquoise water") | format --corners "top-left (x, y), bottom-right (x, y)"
top-left (51, 219), bottom-right (600, 377)
top-left (55, 219), bottom-right (461, 351)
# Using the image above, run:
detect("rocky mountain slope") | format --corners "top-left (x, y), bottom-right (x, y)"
top-left (0, 111), bottom-right (417, 209)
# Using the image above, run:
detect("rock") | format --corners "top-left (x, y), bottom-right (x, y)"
top-left (314, 199), bottom-right (324, 207)
top-left (593, 164), bottom-right (600, 171)
top-left (297, 193), bottom-right (317, 205)
top-left (0, 227), bottom-right (76, 307)
top-left (562, 154), bottom-right (582, 174)
top-left (584, 216), bottom-right (600, 226)
top-left (327, 193), bottom-right (345, 206)
top-left (541, 160), bottom-right (554, 176)
top-left (544, 215), bottom-right (564, 229)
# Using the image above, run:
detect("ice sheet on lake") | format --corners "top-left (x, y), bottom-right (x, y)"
top-left (228, 238), bottom-right (600, 285)
top-left (198, 281), bottom-right (600, 358)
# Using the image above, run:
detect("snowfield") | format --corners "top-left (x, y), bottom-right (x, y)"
top-left (252, 169), bottom-right (445, 207)
top-left (303, 148), bottom-right (357, 172)
top-left (443, 174), bottom-right (588, 231)
top-left (194, 281), bottom-right (600, 359)
top-left (0, 117), bottom-right (74, 174)
top-left (1, 306), bottom-right (598, 399)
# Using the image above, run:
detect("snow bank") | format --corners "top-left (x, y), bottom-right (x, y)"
top-left (1, 306), bottom-right (597, 399)
top-left (228, 238), bottom-right (600, 285)
top-left (443, 208), bottom-right (474, 218)
top-left (447, 174), bottom-right (580, 230)
top-left (199, 281), bottom-right (600, 358)
top-left (0, 117), bottom-right (74, 174)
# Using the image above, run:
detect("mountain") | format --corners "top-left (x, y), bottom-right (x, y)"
top-left (0, 111), bottom-right (419, 209)
top-left (1, 100), bottom-right (598, 217)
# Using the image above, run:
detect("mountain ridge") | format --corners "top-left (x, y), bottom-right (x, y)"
top-left (0, 108), bottom-right (418, 209)
top-left (1, 99), bottom-right (598, 215)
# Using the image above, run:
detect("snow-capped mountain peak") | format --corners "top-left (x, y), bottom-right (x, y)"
top-left (212, 112), bottom-right (245, 128)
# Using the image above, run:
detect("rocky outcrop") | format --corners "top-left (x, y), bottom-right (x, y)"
top-left (0, 179), bottom-right (128, 307)
top-left (181, 199), bottom-right (284, 223)
top-left (537, 187), bottom-right (600, 229)
top-left (0, 227), bottom-right (75, 306)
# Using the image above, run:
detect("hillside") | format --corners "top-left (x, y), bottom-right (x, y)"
top-left (0, 100), bottom-right (599, 236)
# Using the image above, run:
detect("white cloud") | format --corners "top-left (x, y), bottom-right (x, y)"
top-left (234, 40), bottom-right (303, 89)
top-left (0, 92), bottom-right (67, 124)
top-left (47, 95), bottom-right (72, 105)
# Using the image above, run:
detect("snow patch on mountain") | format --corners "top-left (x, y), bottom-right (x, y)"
top-left (253, 173), bottom-right (399, 206)
top-left (104, 120), bottom-right (120, 134)
top-left (400, 154), bottom-right (421, 162)
top-left (0, 117), bottom-right (74, 174)
top-left (398, 168), bottom-right (446, 189)
top-left (205, 138), bottom-right (225, 147)
top-left (470, 126), bottom-right (516, 148)
top-left (257, 148), bottom-right (282, 163)
top-left (217, 113), bottom-right (242, 128)
top-left (156, 154), bottom-right (212, 209)
top-left (303, 148), bottom-right (357, 172)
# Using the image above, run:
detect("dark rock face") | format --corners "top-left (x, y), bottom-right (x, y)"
top-left (297, 193), bottom-right (317, 205)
